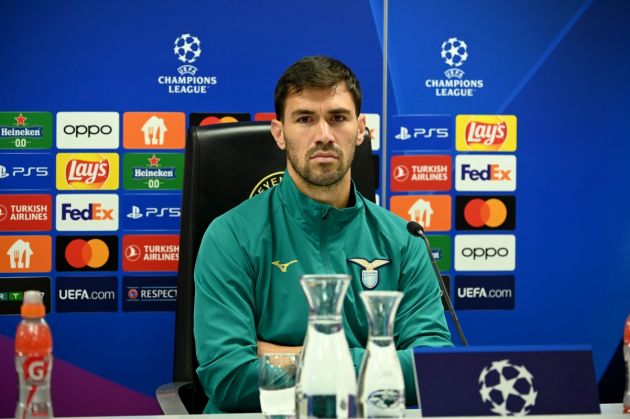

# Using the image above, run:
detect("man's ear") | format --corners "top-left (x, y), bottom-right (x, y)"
top-left (356, 114), bottom-right (367, 146)
top-left (271, 119), bottom-right (286, 150)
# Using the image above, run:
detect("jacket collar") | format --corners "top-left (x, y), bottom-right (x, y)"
top-left (278, 170), bottom-right (364, 230)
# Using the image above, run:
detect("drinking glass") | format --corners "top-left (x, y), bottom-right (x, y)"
top-left (259, 353), bottom-right (299, 419)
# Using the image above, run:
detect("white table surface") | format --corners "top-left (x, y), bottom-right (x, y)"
top-left (27, 403), bottom-right (624, 419)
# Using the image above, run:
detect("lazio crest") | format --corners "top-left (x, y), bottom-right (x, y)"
top-left (348, 258), bottom-right (391, 289)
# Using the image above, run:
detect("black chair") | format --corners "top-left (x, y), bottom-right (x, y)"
top-left (156, 121), bottom-right (376, 414)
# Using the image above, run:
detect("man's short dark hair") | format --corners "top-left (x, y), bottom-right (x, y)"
top-left (274, 55), bottom-right (362, 121)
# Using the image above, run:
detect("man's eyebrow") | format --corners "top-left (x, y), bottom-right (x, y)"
top-left (290, 109), bottom-right (316, 117)
top-left (327, 108), bottom-right (352, 115)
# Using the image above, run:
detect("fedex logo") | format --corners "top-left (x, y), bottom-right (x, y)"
top-left (460, 164), bottom-right (512, 181)
top-left (456, 155), bottom-right (516, 192)
top-left (56, 194), bottom-right (118, 231)
top-left (61, 203), bottom-right (114, 221)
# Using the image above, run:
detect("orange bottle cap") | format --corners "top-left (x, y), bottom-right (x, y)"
top-left (625, 315), bottom-right (630, 344)
top-left (20, 290), bottom-right (46, 319)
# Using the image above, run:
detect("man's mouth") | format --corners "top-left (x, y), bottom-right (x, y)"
top-left (310, 151), bottom-right (338, 163)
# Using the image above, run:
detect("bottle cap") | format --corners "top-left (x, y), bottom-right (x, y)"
top-left (21, 290), bottom-right (45, 318)
top-left (625, 314), bottom-right (630, 345)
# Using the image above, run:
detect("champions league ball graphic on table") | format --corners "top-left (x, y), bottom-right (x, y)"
top-left (440, 37), bottom-right (468, 67)
top-left (478, 359), bottom-right (538, 416)
top-left (173, 33), bottom-right (201, 64)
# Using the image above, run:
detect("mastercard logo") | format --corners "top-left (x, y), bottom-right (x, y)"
top-left (456, 196), bottom-right (515, 230)
top-left (56, 235), bottom-right (118, 271)
top-left (199, 116), bottom-right (239, 125)
top-left (64, 238), bottom-right (110, 268)
top-left (189, 113), bottom-right (251, 127)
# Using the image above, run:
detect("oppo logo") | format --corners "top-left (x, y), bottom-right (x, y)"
top-left (63, 124), bottom-right (112, 138)
top-left (56, 112), bottom-right (120, 150)
top-left (461, 247), bottom-right (509, 259)
top-left (454, 235), bottom-right (515, 272)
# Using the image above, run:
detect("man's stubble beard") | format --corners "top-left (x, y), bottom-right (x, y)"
top-left (284, 135), bottom-right (356, 188)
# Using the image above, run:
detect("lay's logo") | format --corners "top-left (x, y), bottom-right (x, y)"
top-left (456, 115), bottom-right (517, 152)
top-left (56, 153), bottom-right (119, 190)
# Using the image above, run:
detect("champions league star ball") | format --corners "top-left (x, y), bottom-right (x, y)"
top-left (478, 359), bottom-right (538, 416)
top-left (174, 33), bottom-right (202, 64)
top-left (440, 37), bottom-right (468, 67)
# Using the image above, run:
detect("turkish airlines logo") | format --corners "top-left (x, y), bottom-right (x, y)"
top-left (56, 153), bottom-right (120, 190)
top-left (56, 194), bottom-right (118, 231)
top-left (56, 112), bottom-right (119, 149)
top-left (456, 196), bottom-right (515, 230)
top-left (454, 234), bottom-right (515, 271)
top-left (0, 236), bottom-right (51, 273)
top-left (56, 235), bottom-right (118, 271)
top-left (390, 195), bottom-right (451, 232)
top-left (0, 194), bottom-right (52, 231)
top-left (391, 155), bottom-right (452, 192)
top-left (456, 115), bottom-right (517, 152)
top-left (122, 235), bottom-right (180, 272)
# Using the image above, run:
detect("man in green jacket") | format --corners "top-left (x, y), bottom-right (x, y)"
top-left (194, 55), bottom-right (452, 413)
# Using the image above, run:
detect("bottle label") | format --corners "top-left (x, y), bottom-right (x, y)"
top-left (22, 355), bottom-right (50, 384)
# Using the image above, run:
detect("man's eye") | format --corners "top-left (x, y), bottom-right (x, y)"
top-left (296, 116), bottom-right (311, 123)
top-left (332, 115), bottom-right (347, 122)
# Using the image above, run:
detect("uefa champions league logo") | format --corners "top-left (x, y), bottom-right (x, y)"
top-left (157, 33), bottom-right (217, 93)
top-left (424, 36), bottom-right (483, 97)
top-left (174, 33), bottom-right (202, 75)
top-left (478, 359), bottom-right (537, 416)
top-left (440, 37), bottom-right (468, 79)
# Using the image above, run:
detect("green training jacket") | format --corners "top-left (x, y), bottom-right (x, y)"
top-left (194, 172), bottom-right (452, 413)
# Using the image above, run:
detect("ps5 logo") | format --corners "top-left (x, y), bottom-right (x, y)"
top-left (126, 205), bottom-right (181, 219)
top-left (395, 126), bottom-right (449, 141)
top-left (0, 165), bottom-right (48, 178)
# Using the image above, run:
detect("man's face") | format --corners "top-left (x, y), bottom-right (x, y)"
top-left (271, 86), bottom-right (366, 188)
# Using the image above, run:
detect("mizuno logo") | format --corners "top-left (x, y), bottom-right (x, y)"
top-left (272, 260), bottom-right (298, 273)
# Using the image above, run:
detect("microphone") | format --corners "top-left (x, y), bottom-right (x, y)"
top-left (406, 221), bottom-right (468, 346)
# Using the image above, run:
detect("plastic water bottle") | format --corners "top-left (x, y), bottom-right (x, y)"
top-left (15, 290), bottom-right (53, 419)
top-left (624, 314), bottom-right (630, 414)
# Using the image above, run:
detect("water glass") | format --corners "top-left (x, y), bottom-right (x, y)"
top-left (259, 353), bottom-right (298, 419)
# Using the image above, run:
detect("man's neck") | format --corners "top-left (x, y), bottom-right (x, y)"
top-left (287, 167), bottom-right (352, 209)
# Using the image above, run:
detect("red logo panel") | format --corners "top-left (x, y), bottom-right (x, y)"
top-left (0, 194), bottom-right (52, 231)
top-left (122, 235), bottom-right (179, 272)
top-left (391, 155), bottom-right (452, 191)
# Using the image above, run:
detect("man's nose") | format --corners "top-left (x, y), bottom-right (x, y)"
top-left (315, 120), bottom-right (334, 143)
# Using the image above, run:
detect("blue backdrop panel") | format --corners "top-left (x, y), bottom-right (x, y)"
top-left (385, 0), bottom-right (630, 385)
top-left (0, 0), bottom-right (384, 415)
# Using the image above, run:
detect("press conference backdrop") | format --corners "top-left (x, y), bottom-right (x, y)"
top-left (0, 0), bottom-right (628, 416)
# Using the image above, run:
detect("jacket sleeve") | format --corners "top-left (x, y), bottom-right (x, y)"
top-left (194, 218), bottom-right (261, 413)
top-left (349, 232), bottom-right (453, 406)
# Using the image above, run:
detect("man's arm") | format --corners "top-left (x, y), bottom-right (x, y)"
top-left (257, 340), bottom-right (302, 356)
top-left (194, 219), bottom-right (260, 412)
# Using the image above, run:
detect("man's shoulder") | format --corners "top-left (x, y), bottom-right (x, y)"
top-left (207, 186), bottom-right (279, 240)
top-left (360, 196), bottom-right (410, 242)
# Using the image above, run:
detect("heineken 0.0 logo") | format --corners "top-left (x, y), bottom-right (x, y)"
top-left (0, 112), bottom-right (53, 149)
top-left (123, 153), bottom-right (184, 190)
